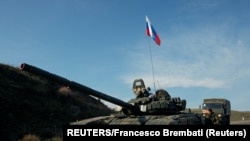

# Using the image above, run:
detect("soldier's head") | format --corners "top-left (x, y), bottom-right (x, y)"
top-left (208, 109), bottom-right (213, 114)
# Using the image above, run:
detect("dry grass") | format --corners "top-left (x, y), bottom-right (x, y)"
top-left (0, 63), bottom-right (113, 141)
top-left (18, 134), bottom-right (40, 141)
top-left (18, 134), bottom-right (63, 141)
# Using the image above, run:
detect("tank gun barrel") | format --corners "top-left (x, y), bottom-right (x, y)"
top-left (20, 63), bottom-right (138, 113)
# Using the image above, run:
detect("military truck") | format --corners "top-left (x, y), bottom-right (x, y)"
top-left (201, 98), bottom-right (231, 125)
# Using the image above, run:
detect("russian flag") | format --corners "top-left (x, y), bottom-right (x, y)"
top-left (146, 16), bottom-right (161, 46)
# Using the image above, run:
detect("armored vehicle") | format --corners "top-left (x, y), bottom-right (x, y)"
top-left (20, 63), bottom-right (204, 125)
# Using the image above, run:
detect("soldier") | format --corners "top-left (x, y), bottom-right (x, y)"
top-left (204, 109), bottom-right (217, 125)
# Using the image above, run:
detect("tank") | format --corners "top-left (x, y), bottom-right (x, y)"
top-left (20, 63), bottom-right (204, 125)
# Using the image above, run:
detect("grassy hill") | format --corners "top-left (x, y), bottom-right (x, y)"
top-left (0, 63), bottom-right (114, 141)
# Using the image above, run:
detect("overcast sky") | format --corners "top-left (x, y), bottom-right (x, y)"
top-left (1, 0), bottom-right (249, 111)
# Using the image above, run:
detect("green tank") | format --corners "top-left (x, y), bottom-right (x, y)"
top-left (20, 63), bottom-right (204, 125)
top-left (71, 78), bottom-right (204, 125)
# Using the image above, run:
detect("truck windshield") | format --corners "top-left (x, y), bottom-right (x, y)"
top-left (202, 103), bottom-right (222, 109)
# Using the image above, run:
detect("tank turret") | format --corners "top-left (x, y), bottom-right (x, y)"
top-left (20, 63), bottom-right (204, 125)
top-left (117, 78), bottom-right (186, 116)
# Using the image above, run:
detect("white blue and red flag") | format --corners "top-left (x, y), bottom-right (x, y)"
top-left (146, 16), bottom-right (161, 46)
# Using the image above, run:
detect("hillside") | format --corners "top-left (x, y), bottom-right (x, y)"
top-left (0, 63), bottom-right (114, 141)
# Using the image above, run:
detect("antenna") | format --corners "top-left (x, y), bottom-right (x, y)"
top-left (157, 80), bottom-right (162, 89)
top-left (148, 38), bottom-right (156, 92)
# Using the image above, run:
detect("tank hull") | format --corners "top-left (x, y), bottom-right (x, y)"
top-left (71, 113), bottom-right (204, 125)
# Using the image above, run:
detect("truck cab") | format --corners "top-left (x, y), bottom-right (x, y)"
top-left (201, 98), bottom-right (231, 125)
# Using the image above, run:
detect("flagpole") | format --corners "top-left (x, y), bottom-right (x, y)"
top-left (148, 38), bottom-right (156, 93)
top-left (146, 15), bottom-right (160, 93)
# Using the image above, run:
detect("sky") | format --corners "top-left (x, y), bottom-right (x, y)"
top-left (1, 0), bottom-right (250, 111)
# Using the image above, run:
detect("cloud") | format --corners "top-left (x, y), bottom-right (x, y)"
top-left (123, 24), bottom-right (250, 90)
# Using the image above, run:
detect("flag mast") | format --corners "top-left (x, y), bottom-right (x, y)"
top-left (145, 15), bottom-right (161, 93)
top-left (148, 38), bottom-right (156, 92)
